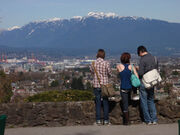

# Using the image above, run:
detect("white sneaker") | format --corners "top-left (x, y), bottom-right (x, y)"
top-left (147, 122), bottom-right (152, 125)
top-left (108, 97), bottom-right (116, 101)
top-left (108, 96), bottom-right (121, 102)
top-left (143, 122), bottom-right (152, 125)
top-left (152, 121), bottom-right (158, 125)
top-left (132, 95), bottom-right (139, 100)
top-left (104, 120), bottom-right (111, 126)
top-left (94, 120), bottom-right (101, 126)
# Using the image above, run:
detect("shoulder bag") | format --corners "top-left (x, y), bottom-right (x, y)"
top-left (142, 57), bottom-right (162, 89)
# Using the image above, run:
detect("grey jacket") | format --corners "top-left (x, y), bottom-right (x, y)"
top-left (138, 53), bottom-right (158, 78)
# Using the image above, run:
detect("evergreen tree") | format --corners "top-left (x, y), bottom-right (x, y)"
top-left (71, 78), bottom-right (78, 89)
top-left (77, 76), bottom-right (84, 90)
top-left (86, 81), bottom-right (92, 90)
top-left (0, 70), bottom-right (13, 103)
top-left (50, 80), bottom-right (59, 87)
top-left (71, 77), bottom-right (84, 90)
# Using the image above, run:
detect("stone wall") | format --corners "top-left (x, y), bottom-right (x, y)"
top-left (0, 98), bottom-right (180, 127)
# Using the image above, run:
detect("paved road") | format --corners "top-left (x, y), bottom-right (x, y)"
top-left (5, 123), bottom-right (178, 135)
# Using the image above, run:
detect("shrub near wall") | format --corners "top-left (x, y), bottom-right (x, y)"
top-left (26, 90), bottom-right (94, 102)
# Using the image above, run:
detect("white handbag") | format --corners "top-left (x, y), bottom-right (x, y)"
top-left (142, 69), bottom-right (162, 89)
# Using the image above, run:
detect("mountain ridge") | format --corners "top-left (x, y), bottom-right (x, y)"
top-left (0, 12), bottom-right (180, 56)
top-left (4, 12), bottom-right (166, 32)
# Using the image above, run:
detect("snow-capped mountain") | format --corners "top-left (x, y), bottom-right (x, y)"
top-left (7, 26), bottom-right (21, 31)
top-left (0, 12), bottom-right (180, 56)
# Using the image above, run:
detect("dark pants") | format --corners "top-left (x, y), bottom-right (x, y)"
top-left (120, 90), bottom-right (131, 112)
top-left (94, 88), bottom-right (109, 121)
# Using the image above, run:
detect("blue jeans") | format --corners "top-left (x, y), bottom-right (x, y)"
top-left (94, 88), bottom-right (109, 121)
top-left (139, 83), bottom-right (157, 123)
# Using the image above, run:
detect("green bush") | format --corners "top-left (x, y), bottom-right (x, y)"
top-left (71, 77), bottom-right (84, 90)
top-left (0, 70), bottom-right (13, 103)
top-left (50, 80), bottom-right (59, 87)
top-left (25, 90), bottom-right (94, 102)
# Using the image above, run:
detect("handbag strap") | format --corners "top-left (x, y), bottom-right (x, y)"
top-left (92, 62), bottom-right (102, 86)
top-left (131, 64), bottom-right (134, 73)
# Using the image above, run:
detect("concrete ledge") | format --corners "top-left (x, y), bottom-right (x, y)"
top-left (5, 124), bottom-right (178, 135)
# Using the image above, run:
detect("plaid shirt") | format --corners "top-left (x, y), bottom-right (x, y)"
top-left (90, 58), bottom-right (112, 88)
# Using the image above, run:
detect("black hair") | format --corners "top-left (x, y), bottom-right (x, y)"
top-left (137, 46), bottom-right (148, 56)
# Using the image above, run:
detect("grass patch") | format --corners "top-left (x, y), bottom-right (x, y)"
top-left (25, 90), bottom-right (94, 102)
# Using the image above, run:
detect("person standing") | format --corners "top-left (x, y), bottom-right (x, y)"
top-left (117, 52), bottom-right (139, 125)
top-left (90, 49), bottom-right (112, 125)
top-left (137, 46), bottom-right (158, 125)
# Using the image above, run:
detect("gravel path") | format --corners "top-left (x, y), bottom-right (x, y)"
top-left (5, 123), bottom-right (178, 135)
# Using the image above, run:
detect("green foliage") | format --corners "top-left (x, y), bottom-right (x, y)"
top-left (86, 81), bottom-right (93, 90)
top-left (71, 77), bottom-right (84, 90)
top-left (0, 70), bottom-right (13, 103)
top-left (50, 80), bottom-right (59, 87)
top-left (39, 68), bottom-right (45, 72)
top-left (0, 70), bottom-right (6, 78)
top-left (71, 78), bottom-right (78, 89)
top-left (25, 90), bottom-right (94, 102)
top-left (74, 67), bottom-right (90, 72)
top-left (64, 80), bottom-right (71, 89)
top-left (172, 71), bottom-right (179, 76)
top-left (64, 75), bottom-right (70, 80)
top-left (164, 83), bottom-right (173, 94)
top-left (160, 70), bottom-right (166, 79)
top-left (77, 77), bottom-right (84, 90)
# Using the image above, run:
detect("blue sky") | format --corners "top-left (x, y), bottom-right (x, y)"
top-left (0, 0), bottom-right (180, 29)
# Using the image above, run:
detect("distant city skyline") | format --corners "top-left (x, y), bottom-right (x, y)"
top-left (0, 0), bottom-right (180, 29)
